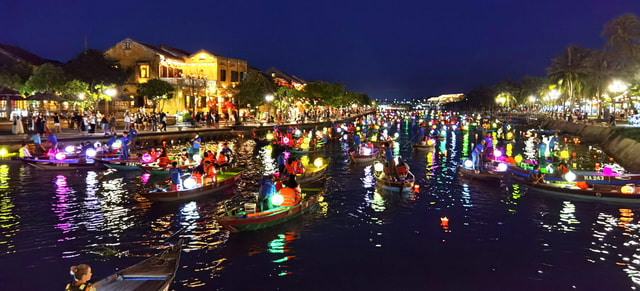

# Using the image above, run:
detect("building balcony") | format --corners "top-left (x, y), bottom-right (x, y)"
top-left (160, 78), bottom-right (217, 89)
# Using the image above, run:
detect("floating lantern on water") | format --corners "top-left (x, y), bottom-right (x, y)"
top-left (55, 152), bottom-right (66, 161)
top-left (414, 184), bottom-right (420, 193)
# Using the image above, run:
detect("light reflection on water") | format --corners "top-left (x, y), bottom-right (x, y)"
top-left (4, 124), bottom-right (640, 289)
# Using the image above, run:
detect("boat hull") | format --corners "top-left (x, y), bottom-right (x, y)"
top-left (513, 176), bottom-right (640, 204)
top-left (96, 158), bottom-right (143, 171)
top-left (140, 170), bottom-right (242, 202)
top-left (510, 165), bottom-right (640, 186)
top-left (20, 158), bottom-right (102, 170)
top-left (459, 166), bottom-right (506, 181)
top-left (374, 171), bottom-right (415, 195)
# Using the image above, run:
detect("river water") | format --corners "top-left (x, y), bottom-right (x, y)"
top-left (1, 121), bottom-right (640, 290)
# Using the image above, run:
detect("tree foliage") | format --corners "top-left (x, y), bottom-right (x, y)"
top-left (232, 70), bottom-right (276, 108)
top-left (65, 49), bottom-right (128, 87)
top-left (23, 63), bottom-right (68, 95)
top-left (137, 79), bottom-right (175, 112)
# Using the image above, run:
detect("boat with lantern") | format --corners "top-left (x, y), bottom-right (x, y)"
top-left (95, 158), bottom-right (144, 171)
top-left (92, 239), bottom-right (183, 291)
top-left (372, 160), bottom-right (417, 195)
top-left (139, 167), bottom-right (243, 202)
top-left (509, 164), bottom-right (640, 186)
top-left (459, 160), bottom-right (509, 181)
top-left (295, 157), bottom-right (330, 184)
top-left (348, 148), bottom-right (380, 164)
top-left (512, 176), bottom-right (640, 204)
top-left (20, 157), bottom-right (103, 170)
top-left (412, 138), bottom-right (436, 151)
top-left (216, 181), bottom-right (327, 232)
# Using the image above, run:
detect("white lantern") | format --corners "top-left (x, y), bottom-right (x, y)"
top-left (271, 193), bottom-right (284, 206)
top-left (183, 178), bottom-right (197, 189)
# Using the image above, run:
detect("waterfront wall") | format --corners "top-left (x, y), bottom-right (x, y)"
top-left (541, 119), bottom-right (640, 173)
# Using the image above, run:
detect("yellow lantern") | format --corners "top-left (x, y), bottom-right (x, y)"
top-left (621, 185), bottom-right (635, 195)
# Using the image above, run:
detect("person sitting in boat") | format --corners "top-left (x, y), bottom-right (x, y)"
top-left (19, 143), bottom-right (32, 158)
top-left (220, 143), bottom-right (233, 164)
top-left (529, 164), bottom-right (545, 184)
top-left (216, 151), bottom-right (230, 170)
top-left (65, 264), bottom-right (95, 291)
top-left (384, 142), bottom-right (397, 178)
top-left (169, 162), bottom-right (182, 191)
top-left (277, 152), bottom-right (287, 175)
top-left (472, 140), bottom-right (486, 170)
top-left (191, 163), bottom-right (205, 184)
top-left (203, 160), bottom-right (217, 185)
top-left (396, 157), bottom-right (410, 180)
top-left (279, 174), bottom-right (301, 207)
top-left (353, 133), bottom-right (362, 154)
top-left (285, 157), bottom-right (297, 176)
top-left (258, 173), bottom-right (276, 211)
top-left (179, 152), bottom-right (191, 166)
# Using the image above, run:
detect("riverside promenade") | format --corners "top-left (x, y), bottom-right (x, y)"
top-left (0, 112), bottom-right (372, 152)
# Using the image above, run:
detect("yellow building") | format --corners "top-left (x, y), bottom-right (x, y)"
top-left (104, 38), bottom-right (247, 115)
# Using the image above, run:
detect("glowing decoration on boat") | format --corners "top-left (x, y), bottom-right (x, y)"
top-left (0, 149), bottom-right (8, 157)
top-left (515, 155), bottom-right (522, 163)
top-left (64, 146), bottom-right (75, 154)
top-left (85, 148), bottom-right (96, 158)
top-left (294, 130), bottom-right (301, 136)
top-left (394, 132), bottom-right (399, 138)
top-left (374, 162), bottom-right (384, 172)
top-left (565, 171), bottom-right (576, 182)
top-left (496, 163), bottom-right (508, 172)
top-left (183, 178), bottom-right (197, 189)
top-left (560, 150), bottom-right (569, 159)
top-left (282, 137), bottom-right (290, 144)
top-left (271, 193), bottom-right (284, 206)
top-left (361, 147), bottom-right (372, 155)
top-left (427, 139), bottom-right (435, 146)
top-left (193, 154), bottom-right (202, 163)
top-left (266, 133), bottom-right (274, 140)
top-left (314, 158), bottom-right (323, 168)
top-left (621, 185), bottom-right (635, 195)
top-left (493, 150), bottom-right (502, 158)
top-left (440, 130), bottom-right (446, 136)
top-left (55, 152), bottom-right (66, 160)
top-left (142, 153), bottom-right (152, 162)
top-left (464, 159), bottom-right (474, 168)
top-left (506, 132), bottom-right (514, 140)
top-left (112, 140), bottom-right (122, 149)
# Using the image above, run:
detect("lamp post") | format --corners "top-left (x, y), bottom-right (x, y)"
top-left (608, 80), bottom-right (628, 115)
top-left (265, 94), bottom-right (274, 123)
top-left (104, 88), bottom-right (116, 114)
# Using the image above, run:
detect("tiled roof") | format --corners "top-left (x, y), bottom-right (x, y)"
top-left (0, 44), bottom-right (49, 66)
top-left (264, 67), bottom-right (306, 84)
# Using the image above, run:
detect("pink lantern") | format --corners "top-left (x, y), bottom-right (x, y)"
top-left (603, 167), bottom-right (613, 176)
top-left (142, 153), bottom-right (152, 163)
top-left (55, 152), bottom-right (66, 160)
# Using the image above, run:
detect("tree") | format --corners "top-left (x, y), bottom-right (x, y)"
top-left (494, 79), bottom-right (522, 108)
top-left (0, 62), bottom-right (33, 92)
top-left (137, 79), bottom-right (175, 112)
top-left (232, 70), bottom-right (276, 110)
top-left (65, 49), bottom-right (128, 87)
top-left (547, 45), bottom-right (591, 108)
top-left (23, 63), bottom-right (68, 95)
top-left (602, 14), bottom-right (640, 64)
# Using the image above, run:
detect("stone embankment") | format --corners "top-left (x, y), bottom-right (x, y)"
top-left (541, 119), bottom-right (640, 173)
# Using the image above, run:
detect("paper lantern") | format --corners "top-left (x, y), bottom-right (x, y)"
top-left (621, 185), bottom-right (635, 195)
top-left (183, 178), bottom-right (197, 189)
top-left (565, 171), bottom-right (576, 182)
top-left (271, 193), bottom-right (284, 206)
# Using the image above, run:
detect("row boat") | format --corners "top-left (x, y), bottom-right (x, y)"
top-left (139, 168), bottom-right (243, 202)
top-left (19, 157), bottom-right (102, 170)
top-left (217, 182), bottom-right (326, 232)
top-left (510, 164), bottom-right (640, 186)
top-left (93, 240), bottom-right (183, 291)
top-left (348, 151), bottom-right (380, 164)
top-left (512, 176), bottom-right (640, 204)
top-left (95, 158), bottom-right (144, 171)
top-left (373, 166), bottom-right (416, 195)
top-left (295, 160), bottom-right (329, 184)
top-left (459, 160), bottom-right (508, 182)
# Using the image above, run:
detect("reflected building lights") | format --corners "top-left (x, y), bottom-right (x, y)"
top-left (0, 164), bottom-right (18, 254)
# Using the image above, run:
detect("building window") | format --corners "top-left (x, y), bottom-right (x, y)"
top-left (220, 69), bottom-right (227, 82)
top-left (231, 71), bottom-right (238, 82)
top-left (139, 64), bottom-right (149, 78)
top-left (122, 40), bottom-right (132, 50)
top-left (240, 72), bottom-right (247, 81)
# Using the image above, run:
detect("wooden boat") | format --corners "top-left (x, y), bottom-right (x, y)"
top-left (510, 164), bottom-right (640, 186)
top-left (19, 157), bottom-right (102, 170)
top-left (139, 168), bottom-right (243, 202)
top-left (288, 145), bottom-right (325, 155)
top-left (412, 139), bottom-right (436, 151)
top-left (458, 163), bottom-right (508, 181)
top-left (512, 176), bottom-right (640, 204)
top-left (348, 151), bottom-right (380, 164)
top-left (96, 158), bottom-right (143, 171)
top-left (373, 164), bottom-right (417, 195)
top-left (217, 182), bottom-right (326, 232)
top-left (295, 159), bottom-right (329, 184)
top-left (93, 240), bottom-right (183, 291)
top-left (139, 162), bottom-right (197, 175)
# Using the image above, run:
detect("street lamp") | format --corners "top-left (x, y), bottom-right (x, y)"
top-left (265, 94), bottom-right (274, 122)
top-left (609, 80), bottom-right (628, 116)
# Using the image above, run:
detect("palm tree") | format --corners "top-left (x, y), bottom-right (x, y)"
top-left (547, 45), bottom-right (591, 109)
top-left (584, 49), bottom-right (616, 119)
top-left (602, 13), bottom-right (640, 63)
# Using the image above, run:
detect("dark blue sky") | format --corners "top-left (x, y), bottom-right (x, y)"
top-left (2, 0), bottom-right (639, 99)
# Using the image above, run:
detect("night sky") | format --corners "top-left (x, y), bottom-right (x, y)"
top-left (2, 0), bottom-right (640, 100)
